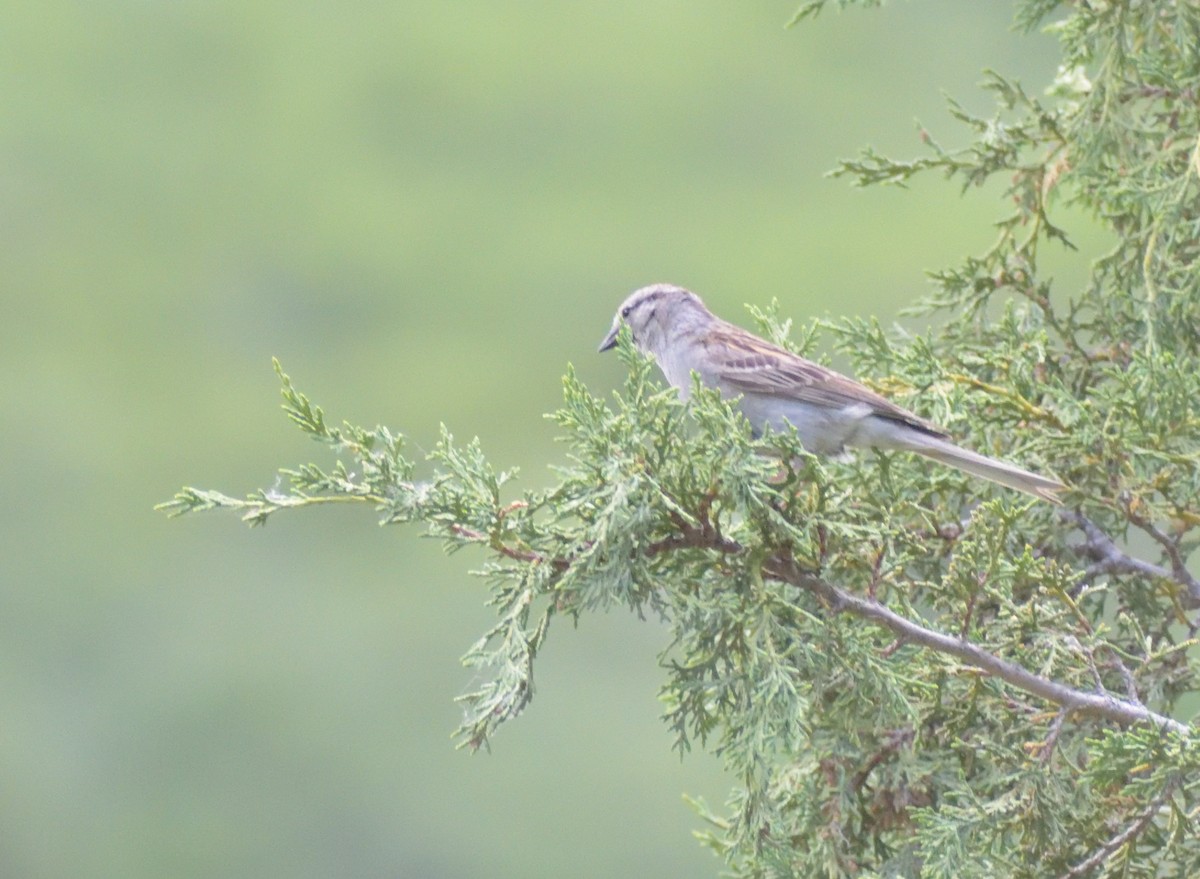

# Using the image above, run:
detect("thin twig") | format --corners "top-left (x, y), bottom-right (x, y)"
top-left (459, 510), bottom-right (1191, 738)
top-left (1064, 509), bottom-right (1200, 609)
top-left (647, 505), bottom-right (741, 556)
top-left (448, 523), bottom-right (570, 570)
top-left (850, 727), bottom-right (914, 792)
top-left (1104, 645), bottom-right (1141, 702)
top-left (1123, 505), bottom-right (1200, 607)
top-left (1058, 780), bottom-right (1177, 879)
top-left (1065, 634), bottom-right (1107, 693)
top-left (1037, 709), bottom-right (1069, 766)
top-left (646, 528), bottom-right (742, 556)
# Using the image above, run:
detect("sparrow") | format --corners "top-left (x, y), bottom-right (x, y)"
top-left (598, 283), bottom-right (1065, 503)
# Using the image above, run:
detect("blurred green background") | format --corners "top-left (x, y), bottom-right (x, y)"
top-left (2, 3), bottom-right (1086, 877)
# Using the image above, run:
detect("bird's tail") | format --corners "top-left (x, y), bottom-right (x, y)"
top-left (910, 437), bottom-right (1065, 504)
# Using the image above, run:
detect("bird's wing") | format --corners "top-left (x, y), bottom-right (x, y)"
top-left (702, 323), bottom-right (949, 438)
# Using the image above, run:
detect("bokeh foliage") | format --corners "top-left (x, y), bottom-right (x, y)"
top-left (9, 4), bottom-right (1075, 878)
top-left (158, 1), bottom-right (1200, 877)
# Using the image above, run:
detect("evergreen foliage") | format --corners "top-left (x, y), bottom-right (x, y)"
top-left (161, 3), bottom-right (1200, 875)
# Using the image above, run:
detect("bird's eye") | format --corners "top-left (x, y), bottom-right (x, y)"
top-left (620, 305), bottom-right (632, 318)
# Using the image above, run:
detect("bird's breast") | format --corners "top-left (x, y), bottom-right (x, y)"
top-left (655, 344), bottom-right (712, 399)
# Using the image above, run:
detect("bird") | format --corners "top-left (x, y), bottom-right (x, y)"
top-left (598, 283), bottom-right (1065, 504)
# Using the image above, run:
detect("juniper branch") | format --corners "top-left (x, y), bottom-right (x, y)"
top-left (1058, 779), bottom-right (1179, 879)
top-left (1066, 510), bottom-right (1200, 609)
top-left (757, 553), bottom-right (1190, 737)
top-left (1123, 506), bottom-right (1200, 609)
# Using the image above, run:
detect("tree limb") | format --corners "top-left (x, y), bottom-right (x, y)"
top-left (453, 510), bottom-right (1192, 737)
top-left (758, 555), bottom-right (1190, 737)
top-left (1057, 780), bottom-right (1177, 879)
top-left (1065, 509), bottom-right (1200, 609)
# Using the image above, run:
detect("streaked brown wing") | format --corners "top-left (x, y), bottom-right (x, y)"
top-left (702, 323), bottom-right (948, 438)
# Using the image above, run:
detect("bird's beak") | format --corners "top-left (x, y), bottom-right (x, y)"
top-left (597, 324), bottom-right (619, 353)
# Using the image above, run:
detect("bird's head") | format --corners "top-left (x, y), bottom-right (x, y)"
top-left (598, 283), bottom-right (710, 356)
